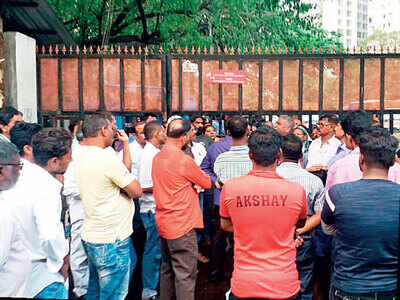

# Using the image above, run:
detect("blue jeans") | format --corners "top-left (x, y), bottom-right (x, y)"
top-left (82, 237), bottom-right (137, 300)
top-left (296, 239), bottom-right (314, 300)
top-left (34, 282), bottom-right (68, 299)
top-left (330, 286), bottom-right (397, 300)
top-left (141, 212), bottom-right (161, 299)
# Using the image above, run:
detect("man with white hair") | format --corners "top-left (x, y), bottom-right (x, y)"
top-left (274, 115), bottom-right (294, 136)
top-left (0, 140), bottom-right (31, 297)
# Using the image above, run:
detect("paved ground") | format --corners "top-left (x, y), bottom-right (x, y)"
top-left (195, 245), bottom-right (233, 300)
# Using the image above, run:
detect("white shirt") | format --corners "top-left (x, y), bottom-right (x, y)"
top-left (2, 159), bottom-right (68, 297)
top-left (306, 135), bottom-right (341, 168)
top-left (0, 193), bottom-right (31, 297)
top-left (191, 142), bottom-right (207, 166)
top-left (64, 143), bottom-right (84, 223)
top-left (119, 140), bottom-right (144, 179)
top-left (138, 142), bottom-right (160, 213)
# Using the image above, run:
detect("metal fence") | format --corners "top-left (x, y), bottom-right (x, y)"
top-left (37, 45), bottom-right (400, 131)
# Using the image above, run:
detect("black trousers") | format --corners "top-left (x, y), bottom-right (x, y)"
top-left (127, 199), bottom-right (147, 300)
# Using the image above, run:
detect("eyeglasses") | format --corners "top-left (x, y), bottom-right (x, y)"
top-left (0, 162), bottom-right (24, 170)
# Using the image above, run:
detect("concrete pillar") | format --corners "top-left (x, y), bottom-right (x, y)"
top-left (4, 32), bottom-right (37, 122)
top-left (0, 17), bottom-right (5, 109)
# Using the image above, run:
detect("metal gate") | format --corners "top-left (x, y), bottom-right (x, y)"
top-left (36, 45), bottom-right (400, 131)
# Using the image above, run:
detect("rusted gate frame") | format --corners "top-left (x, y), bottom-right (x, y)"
top-left (37, 52), bottom-right (400, 132)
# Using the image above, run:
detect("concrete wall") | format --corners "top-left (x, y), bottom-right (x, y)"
top-left (4, 32), bottom-right (37, 122)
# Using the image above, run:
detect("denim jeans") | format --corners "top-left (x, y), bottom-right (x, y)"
top-left (296, 239), bottom-right (314, 300)
top-left (141, 211), bottom-right (161, 299)
top-left (330, 286), bottom-right (397, 300)
top-left (34, 282), bottom-right (68, 299)
top-left (82, 237), bottom-right (137, 300)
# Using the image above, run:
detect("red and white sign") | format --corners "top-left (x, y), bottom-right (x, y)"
top-left (205, 70), bottom-right (247, 84)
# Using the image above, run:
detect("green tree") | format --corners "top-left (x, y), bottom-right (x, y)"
top-left (360, 29), bottom-right (400, 48)
top-left (49, 0), bottom-right (342, 50)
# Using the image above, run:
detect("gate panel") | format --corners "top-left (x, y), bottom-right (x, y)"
top-left (182, 59), bottom-right (200, 111)
top-left (343, 59), bottom-right (360, 110)
top-left (202, 60), bottom-right (219, 111)
top-left (171, 59), bottom-right (180, 111)
top-left (323, 59), bottom-right (340, 111)
top-left (104, 58), bottom-right (121, 111)
top-left (123, 59), bottom-right (142, 111)
top-left (302, 59), bottom-right (319, 111)
top-left (282, 60), bottom-right (299, 111)
top-left (364, 58), bottom-right (381, 110)
top-left (61, 58), bottom-right (79, 111)
top-left (222, 60), bottom-right (239, 111)
top-left (242, 61), bottom-right (259, 111)
top-left (82, 59), bottom-right (100, 111)
top-left (262, 60), bottom-right (279, 111)
top-left (144, 59), bottom-right (163, 111)
top-left (384, 58), bottom-right (400, 109)
top-left (41, 59), bottom-right (58, 112)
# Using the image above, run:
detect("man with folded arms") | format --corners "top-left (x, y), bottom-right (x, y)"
top-left (220, 126), bottom-right (307, 300)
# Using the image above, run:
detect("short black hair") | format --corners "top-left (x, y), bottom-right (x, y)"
top-left (0, 106), bottom-right (22, 132)
top-left (340, 110), bottom-right (372, 143)
top-left (248, 126), bottom-right (282, 167)
top-left (82, 113), bottom-right (109, 138)
top-left (68, 118), bottom-right (82, 134)
top-left (358, 126), bottom-right (398, 170)
top-left (320, 113), bottom-right (339, 124)
top-left (32, 128), bottom-right (72, 167)
top-left (167, 119), bottom-right (191, 138)
top-left (282, 134), bottom-right (303, 161)
top-left (143, 112), bottom-right (158, 122)
top-left (10, 122), bottom-right (42, 156)
top-left (130, 121), bottom-right (146, 135)
top-left (144, 120), bottom-right (162, 140)
top-left (226, 116), bottom-right (248, 139)
top-left (190, 114), bottom-right (203, 123)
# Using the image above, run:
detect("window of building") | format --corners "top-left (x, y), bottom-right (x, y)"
top-left (347, 29), bottom-right (352, 36)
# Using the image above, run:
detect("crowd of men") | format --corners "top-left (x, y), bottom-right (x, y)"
top-left (0, 105), bottom-right (398, 300)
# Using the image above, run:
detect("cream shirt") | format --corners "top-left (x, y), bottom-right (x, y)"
top-left (74, 146), bottom-right (136, 243)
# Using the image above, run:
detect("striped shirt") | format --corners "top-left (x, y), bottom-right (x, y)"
top-left (214, 145), bottom-right (252, 184)
top-left (276, 162), bottom-right (324, 216)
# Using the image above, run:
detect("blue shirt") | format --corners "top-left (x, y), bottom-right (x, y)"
top-left (200, 136), bottom-right (232, 205)
top-left (322, 179), bottom-right (400, 293)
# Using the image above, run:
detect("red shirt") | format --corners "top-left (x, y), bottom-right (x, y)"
top-left (152, 144), bottom-right (211, 239)
top-left (220, 170), bottom-right (307, 299)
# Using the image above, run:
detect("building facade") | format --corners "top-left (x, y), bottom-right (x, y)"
top-left (308, 0), bottom-right (368, 48)
top-left (368, 0), bottom-right (400, 35)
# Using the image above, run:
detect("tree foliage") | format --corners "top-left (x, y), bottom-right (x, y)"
top-left (49, 0), bottom-right (342, 49)
top-left (360, 29), bottom-right (400, 48)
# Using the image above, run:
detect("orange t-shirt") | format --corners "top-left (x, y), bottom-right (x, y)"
top-left (220, 170), bottom-right (307, 299)
top-left (152, 145), bottom-right (211, 239)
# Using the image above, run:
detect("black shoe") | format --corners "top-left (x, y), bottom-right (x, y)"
top-left (207, 271), bottom-right (225, 283)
